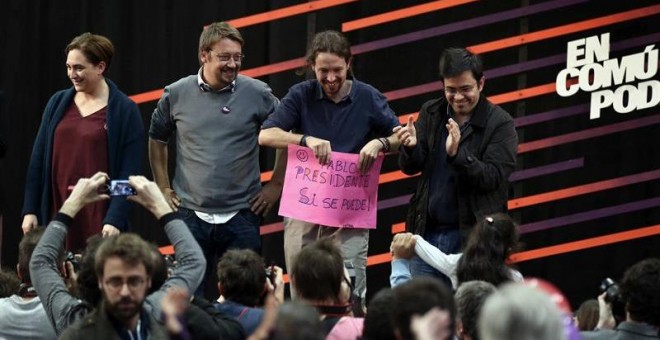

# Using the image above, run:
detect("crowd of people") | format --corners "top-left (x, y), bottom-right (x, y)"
top-left (1, 21), bottom-right (657, 339)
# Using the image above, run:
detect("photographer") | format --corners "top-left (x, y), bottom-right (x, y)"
top-left (29, 172), bottom-right (206, 335)
top-left (213, 249), bottom-right (284, 336)
top-left (581, 258), bottom-right (660, 339)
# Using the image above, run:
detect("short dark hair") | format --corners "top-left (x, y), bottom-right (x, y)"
top-left (392, 277), bottom-right (456, 340)
top-left (362, 288), bottom-right (396, 340)
top-left (439, 47), bottom-right (483, 81)
top-left (77, 235), bottom-right (105, 305)
top-left (305, 30), bottom-right (352, 67)
top-left (574, 299), bottom-right (599, 331)
top-left (94, 233), bottom-right (153, 278)
top-left (620, 258), bottom-right (660, 327)
top-left (149, 243), bottom-right (168, 295)
top-left (457, 213), bottom-right (521, 286)
top-left (291, 238), bottom-right (344, 303)
top-left (0, 268), bottom-right (20, 298)
top-left (18, 227), bottom-right (47, 284)
top-left (217, 249), bottom-right (266, 307)
top-left (200, 22), bottom-right (244, 53)
top-left (65, 33), bottom-right (115, 74)
top-left (455, 281), bottom-right (496, 340)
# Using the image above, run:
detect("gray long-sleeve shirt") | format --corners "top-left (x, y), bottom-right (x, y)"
top-left (29, 212), bottom-right (206, 335)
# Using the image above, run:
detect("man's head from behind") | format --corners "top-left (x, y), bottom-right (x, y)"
top-left (291, 237), bottom-right (346, 305)
top-left (620, 258), bottom-right (660, 327)
top-left (95, 233), bottom-right (153, 325)
top-left (454, 280), bottom-right (496, 340)
top-left (0, 268), bottom-right (20, 298)
top-left (479, 282), bottom-right (564, 340)
top-left (392, 277), bottom-right (456, 340)
top-left (362, 288), bottom-right (396, 340)
top-left (216, 249), bottom-right (267, 307)
top-left (18, 227), bottom-right (46, 284)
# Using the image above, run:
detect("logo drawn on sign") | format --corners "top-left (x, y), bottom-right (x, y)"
top-left (296, 149), bottom-right (309, 162)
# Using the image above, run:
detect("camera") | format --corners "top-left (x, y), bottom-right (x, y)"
top-left (600, 277), bottom-right (625, 323)
top-left (599, 277), bottom-right (620, 303)
top-left (65, 251), bottom-right (80, 272)
top-left (265, 265), bottom-right (276, 286)
top-left (164, 255), bottom-right (177, 277)
top-left (107, 180), bottom-right (136, 196)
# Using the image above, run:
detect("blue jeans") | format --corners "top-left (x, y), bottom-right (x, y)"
top-left (410, 228), bottom-right (461, 289)
top-left (177, 207), bottom-right (261, 298)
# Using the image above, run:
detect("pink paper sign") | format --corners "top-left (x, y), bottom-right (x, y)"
top-left (279, 145), bottom-right (383, 229)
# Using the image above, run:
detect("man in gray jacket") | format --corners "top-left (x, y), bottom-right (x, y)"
top-left (29, 172), bottom-right (206, 336)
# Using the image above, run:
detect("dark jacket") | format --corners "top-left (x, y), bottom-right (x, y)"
top-left (22, 79), bottom-right (144, 230)
top-left (59, 304), bottom-right (169, 340)
top-left (580, 321), bottom-right (660, 339)
top-left (399, 95), bottom-right (517, 241)
top-left (187, 297), bottom-right (246, 340)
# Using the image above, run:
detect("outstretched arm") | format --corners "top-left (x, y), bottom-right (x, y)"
top-left (127, 176), bottom-right (206, 321)
top-left (413, 235), bottom-right (462, 278)
top-left (389, 233), bottom-right (416, 287)
top-left (30, 172), bottom-right (111, 335)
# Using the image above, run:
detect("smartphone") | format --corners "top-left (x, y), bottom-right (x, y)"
top-left (108, 180), bottom-right (136, 196)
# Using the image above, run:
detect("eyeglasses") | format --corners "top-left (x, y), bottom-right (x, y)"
top-left (445, 83), bottom-right (478, 96)
top-left (104, 276), bottom-right (146, 291)
top-left (208, 51), bottom-right (245, 63)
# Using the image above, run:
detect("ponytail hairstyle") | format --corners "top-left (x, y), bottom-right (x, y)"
top-left (456, 213), bottom-right (521, 286)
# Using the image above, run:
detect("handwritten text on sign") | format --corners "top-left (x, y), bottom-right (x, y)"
top-left (279, 145), bottom-right (383, 229)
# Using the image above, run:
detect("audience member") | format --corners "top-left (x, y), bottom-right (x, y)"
top-left (151, 245), bottom-right (246, 339)
top-left (270, 301), bottom-right (325, 340)
top-left (291, 237), bottom-right (364, 339)
top-left (59, 232), bottom-right (169, 338)
top-left (361, 288), bottom-right (396, 340)
top-left (574, 299), bottom-right (599, 332)
top-left (391, 277), bottom-right (456, 340)
top-left (30, 172), bottom-right (205, 335)
top-left (411, 307), bottom-right (453, 340)
top-left (479, 282), bottom-right (565, 340)
top-left (454, 280), bottom-right (496, 340)
top-left (0, 267), bottom-right (20, 298)
top-left (214, 249), bottom-right (284, 335)
top-left (581, 258), bottom-right (660, 339)
top-left (390, 213), bottom-right (522, 289)
top-left (0, 228), bottom-right (58, 339)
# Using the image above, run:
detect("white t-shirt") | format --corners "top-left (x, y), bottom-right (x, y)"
top-left (414, 235), bottom-right (523, 289)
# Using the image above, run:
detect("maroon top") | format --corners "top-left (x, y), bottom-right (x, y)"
top-left (51, 103), bottom-right (109, 252)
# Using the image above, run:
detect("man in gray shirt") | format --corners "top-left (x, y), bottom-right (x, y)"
top-left (149, 21), bottom-right (283, 298)
top-left (0, 228), bottom-right (57, 339)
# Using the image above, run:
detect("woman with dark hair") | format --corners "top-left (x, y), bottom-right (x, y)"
top-left (21, 33), bottom-right (144, 251)
top-left (391, 213), bottom-right (522, 289)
